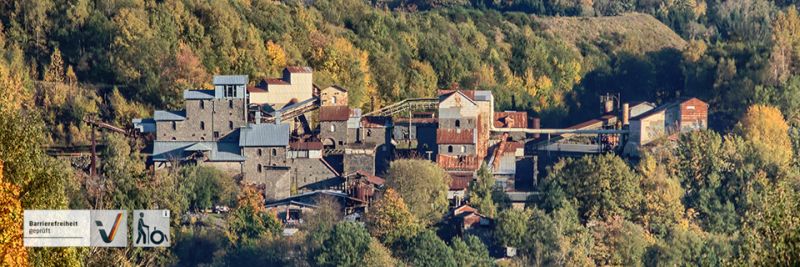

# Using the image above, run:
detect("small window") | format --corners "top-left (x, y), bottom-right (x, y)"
top-left (332, 96), bottom-right (337, 104)
top-left (330, 124), bottom-right (335, 132)
top-left (228, 121), bottom-right (233, 130)
top-left (257, 164), bottom-right (262, 173)
top-left (199, 100), bottom-right (205, 109)
top-left (228, 100), bottom-right (234, 109)
top-left (200, 137), bottom-right (205, 141)
top-left (225, 85), bottom-right (236, 98)
top-left (448, 145), bottom-right (453, 153)
top-left (213, 131), bottom-right (220, 138)
top-left (171, 121), bottom-right (176, 130)
top-left (367, 129), bottom-right (372, 137)
top-left (200, 121), bottom-right (205, 130)
top-left (271, 149), bottom-right (277, 156)
top-left (171, 137), bottom-right (176, 141)
top-left (455, 119), bottom-right (461, 128)
top-left (257, 149), bottom-right (262, 156)
top-left (460, 146), bottom-right (466, 153)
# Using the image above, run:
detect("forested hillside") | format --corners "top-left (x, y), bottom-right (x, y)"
top-left (2, 0), bottom-right (800, 266)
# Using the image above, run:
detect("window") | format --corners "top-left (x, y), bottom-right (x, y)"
top-left (199, 100), bottom-right (205, 109)
top-left (367, 129), bottom-right (372, 137)
top-left (331, 96), bottom-right (337, 104)
top-left (213, 131), bottom-right (220, 138)
top-left (200, 137), bottom-right (205, 141)
top-left (228, 121), bottom-right (233, 130)
top-left (225, 85), bottom-right (236, 98)
top-left (257, 149), bottom-right (262, 156)
top-left (200, 121), bottom-right (205, 130)
top-left (228, 100), bottom-right (234, 109)
top-left (455, 119), bottom-right (461, 128)
top-left (448, 145), bottom-right (453, 153)
top-left (257, 164), bottom-right (262, 173)
top-left (330, 124), bottom-right (335, 132)
top-left (271, 149), bottom-right (277, 156)
top-left (460, 146), bottom-right (466, 153)
top-left (171, 137), bottom-right (176, 141)
top-left (171, 121), bottom-right (176, 130)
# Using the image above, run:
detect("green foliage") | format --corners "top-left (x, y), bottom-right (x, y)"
top-left (365, 188), bottom-right (421, 246)
top-left (469, 164), bottom-right (497, 217)
top-left (524, 204), bottom-right (593, 266)
top-left (386, 159), bottom-right (450, 225)
top-left (542, 153), bottom-right (642, 222)
top-left (494, 209), bottom-right (530, 248)
top-left (400, 230), bottom-right (457, 267)
top-left (314, 222), bottom-right (372, 267)
top-left (452, 235), bottom-right (493, 267)
top-left (180, 165), bottom-right (237, 211)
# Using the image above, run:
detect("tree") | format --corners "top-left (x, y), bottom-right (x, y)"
top-left (401, 230), bottom-right (457, 267)
top-left (767, 6), bottom-right (800, 85)
top-left (365, 188), bottom-right (421, 245)
top-left (736, 104), bottom-right (793, 169)
top-left (361, 238), bottom-right (398, 267)
top-left (637, 153), bottom-right (685, 237)
top-left (469, 164), bottom-right (497, 217)
top-left (44, 47), bottom-right (65, 82)
top-left (452, 235), bottom-right (492, 267)
top-left (227, 186), bottom-right (282, 245)
top-left (495, 209), bottom-right (530, 248)
top-left (314, 222), bottom-right (372, 267)
top-left (181, 165), bottom-right (237, 211)
top-left (0, 161), bottom-right (27, 266)
top-left (542, 154), bottom-right (642, 221)
top-left (304, 194), bottom-right (343, 252)
top-left (587, 216), bottom-right (652, 266)
top-left (525, 204), bottom-right (594, 266)
top-left (737, 173), bottom-right (800, 265)
top-left (386, 159), bottom-right (450, 225)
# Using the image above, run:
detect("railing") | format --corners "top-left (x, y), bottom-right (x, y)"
top-left (362, 98), bottom-right (438, 117)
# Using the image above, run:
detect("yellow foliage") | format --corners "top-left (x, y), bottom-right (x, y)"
top-left (0, 59), bottom-right (32, 112)
top-left (737, 104), bottom-right (793, 167)
top-left (266, 40), bottom-right (287, 75)
top-left (0, 162), bottom-right (29, 266)
top-left (683, 39), bottom-right (707, 63)
top-left (365, 188), bottom-right (421, 245)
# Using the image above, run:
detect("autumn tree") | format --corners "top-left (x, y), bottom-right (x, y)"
top-left (736, 104), bottom-right (793, 169)
top-left (365, 188), bottom-right (421, 245)
top-left (767, 6), bottom-right (800, 85)
top-left (43, 47), bottom-right (64, 83)
top-left (386, 159), bottom-right (450, 225)
top-left (227, 186), bottom-right (282, 245)
top-left (637, 153), bottom-right (685, 236)
top-left (360, 238), bottom-right (398, 267)
top-left (0, 161), bottom-right (27, 266)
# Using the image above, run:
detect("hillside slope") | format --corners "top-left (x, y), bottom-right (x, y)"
top-left (536, 13), bottom-right (687, 55)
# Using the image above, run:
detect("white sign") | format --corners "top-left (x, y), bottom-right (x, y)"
top-left (132, 210), bottom-right (171, 247)
top-left (24, 210), bottom-right (91, 247)
top-left (90, 210), bottom-right (128, 247)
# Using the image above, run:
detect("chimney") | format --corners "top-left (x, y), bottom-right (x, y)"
top-left (622, 103), bottom-right (630, 126)
top-left (531, 117), bottom-right (541, 139)
top-left (255, 108), bottom-right (262, 124)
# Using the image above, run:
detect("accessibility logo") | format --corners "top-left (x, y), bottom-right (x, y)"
top-left (90, 210), bottom-right (127, 247)
top-left (133, 210), bottom-right (170, 247)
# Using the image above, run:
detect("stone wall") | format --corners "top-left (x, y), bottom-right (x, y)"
top-left (242, 146), bottom-right (288, 179)
top-left (439, 144), bottom-right (477, 156)
top-left (211, 98), bottom-right (247, 140)
top-left (320, 121), bottom-right (348, 147)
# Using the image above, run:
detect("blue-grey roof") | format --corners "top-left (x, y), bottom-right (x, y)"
top-left (213, 75), bottom-right (248, 85)
top-left (239, 123), bottom-right (290, 147)
top-left (153, 110), bottom-right (186, 121)
top-left (183, 90), bottom-right (214, 100)
top-left (152, 141), bottom-right (245, 162)
top-left (132, 118), bottom-right (156, 133)
top-left (474, 90), bottom-right (493, 101)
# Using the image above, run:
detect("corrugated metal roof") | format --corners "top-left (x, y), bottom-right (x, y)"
top-left (213, 75), bottom-right (248, 85)
top-left (132, 118), bottom-right (156, 133)
top-left (247, 86), bottom-right (266, 93)
top-left (264, 78), bottom-right (289, 85)
top-left (361, 116), bottom-right (390, 128)
top-left (494, 111), bottom-right (528, 128)
top-left (319, 106), bottom-right (351, 121)
top-left (183, 90), bottom-right (215, 100)
top-left (473, 90), bottom-right (492, 101)
top-left (436, 129), bottom-right (476, 144)
top-left (448, 172), bottom-right (474, 190)
top-left (153, 110), bottom-right (186, 121)
top-left (289, 141), bottom-right (323, 150)
top-left (152, 141), bottom-right (245, 162)
top-left (437, 155), bottom-right (480, 171)
top-left (239, 123), bottom-right (290, 147)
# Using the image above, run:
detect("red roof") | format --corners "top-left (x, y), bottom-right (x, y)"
top-left (437, 129), bottom-right (475, 144)
top-left (437, 155), bottom-right (480, 171)
top-left (494, 112), bottom-right (528, 128)
top-left (247, 86), bottom-right (266, 93)
top-left (448, 172), bottom-right (473, 190)
top-left (285, 66), bottom-right (313, 73)
top-left (453, 204), bottom-right (478, 216)
top-left (355, 170), bottom-right (385, 186)
top-left (319, 106), bottom-right (350, 121)
top-left (361, 116), bottom-right (389, 128)
top-left (289, 141), bottom-right (323, 150)
top-left (264, 78), bottom-right (289, 85)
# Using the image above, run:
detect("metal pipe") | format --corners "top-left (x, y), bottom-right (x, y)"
top-left (490, 127), bottom-right (628, 134)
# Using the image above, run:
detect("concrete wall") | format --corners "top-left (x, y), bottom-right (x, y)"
top-left (259, 73), bottom-right (314, 108)
top-left (320, 121), bottom-right (348, 147)
top-left (439, 117), bottom-right (477, 130)
top-left (439, 144), bottom-right (477, 156)
top-left (211, 98), bottom-right (247, 140)
top-left (242, 147), bottom-right (288, 178)
top-left (320, 87), bottom-right (348, 106)
top-left (288, 158), bottom-right (338, 188)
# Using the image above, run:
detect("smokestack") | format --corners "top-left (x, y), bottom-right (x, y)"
top-left (532, 117), bottom-right (541, 139)
top-left (622, 103), bottom-right (630, 126)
